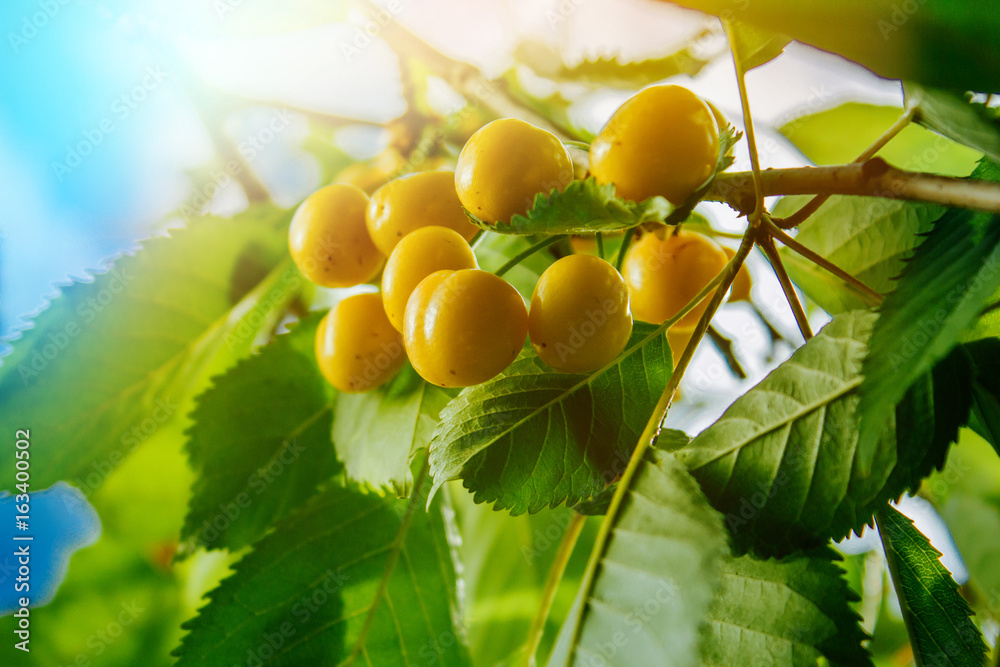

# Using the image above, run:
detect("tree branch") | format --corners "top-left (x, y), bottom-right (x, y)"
top-left (707, 159), bottom-right (1000, 218)
top-left (770, 104), bottom-right (916, 229)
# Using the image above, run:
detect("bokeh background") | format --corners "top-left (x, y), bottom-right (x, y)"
top-left (1, 0), bottom-right (992, 664)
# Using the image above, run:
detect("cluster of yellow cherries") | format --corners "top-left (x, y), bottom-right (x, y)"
top-left (288, 85), bottom-right (752, 393)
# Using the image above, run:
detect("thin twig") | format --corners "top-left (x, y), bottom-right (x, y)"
top-left (763, 217), bottom-right (883, 305)
top-left (227, 94), bottom-right (384, 129)
top-left (980, 300), bottom-right (1000, 318)
top-left (164, 60), bottom-right (269, 203)
top-left (758, 234), bottom-right (814, 341)
top-left (523, 512), bottom-right (586, 667)
top-left (772, 104), bottom-right (917, 229)
top-left (494, 235), bottom-right (567, 277)
top-left (707, 325), bottom-right (747, 379)
top-left (751, 302), bottom-right (788, 347)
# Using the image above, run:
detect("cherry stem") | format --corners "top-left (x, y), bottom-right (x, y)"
top-left (614, 227), bottom-right (636, 272)
top-left (493, 235), bottom-right (567, 277)
top-left (595, 232), bottom-right (606, 260)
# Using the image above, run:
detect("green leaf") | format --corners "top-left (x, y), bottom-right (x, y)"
top-left (906, 84), bottom-right (1000, 164)
top-left (876, 504), bottom-right (988, 667)
top-left (703, 550), bottom-right (872, 667)
top-left (180, 313), bottom-right (340, 553)
top-left (676, 311), bottom-right (900, 552)
top-left (333, 365), bottom-right (453, 496)
top-left (466, 177), bottom-right (674, 235)
top-left (513, 40), bottom-right (713, 88)
top-left (726, 20), bottom-right (791, 71)
top-left (429, 322), bottom-right (672, 514)
top-left (962, 337), bottom-right (1000, 453)
top-left (928, 429), bottom-right (1000, 619)
top-left (892, 347), bottom-right (975, 494)
top-left (856, 159), bottom-right (1000, 472)
top-left (779, 102), bottom-right (982, 175)
top-left (774, 195), bottom-right (943, 313)
top-left (173, 478), bottom-right (470, 666)
top-left (0, 207), bottom-right (291, 491)
top-left (661, 0), bottom-right (1000, 93)
top-left (547, 448), bottom-right (729, 667)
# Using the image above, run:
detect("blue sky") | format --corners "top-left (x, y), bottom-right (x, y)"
top-left (0, 0), bottom-right (407, 342)
top-left (0, 0), bottom-right (189, 338)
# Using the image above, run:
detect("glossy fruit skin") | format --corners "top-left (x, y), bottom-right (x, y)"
top-left (622, 229), bottom-right (729, 331)
top-left (404, 269), bottom-right (528, 388)
top-left (722, 246), bottom-right (753, 302)
top-left (528, 255), bottom-right (633, 373)
top-left (590, 85), bottom-right (719, 205)
top-left (455, 118), bottom-right (573, 224)
top-left (366, 170), bottom-right (480, 255)
top-left (381, 226), bottom-right (478, 332)
top-left (289, 184), bottom-right (384, 288)
top-left (315, 293), bottom-right (405, 393)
